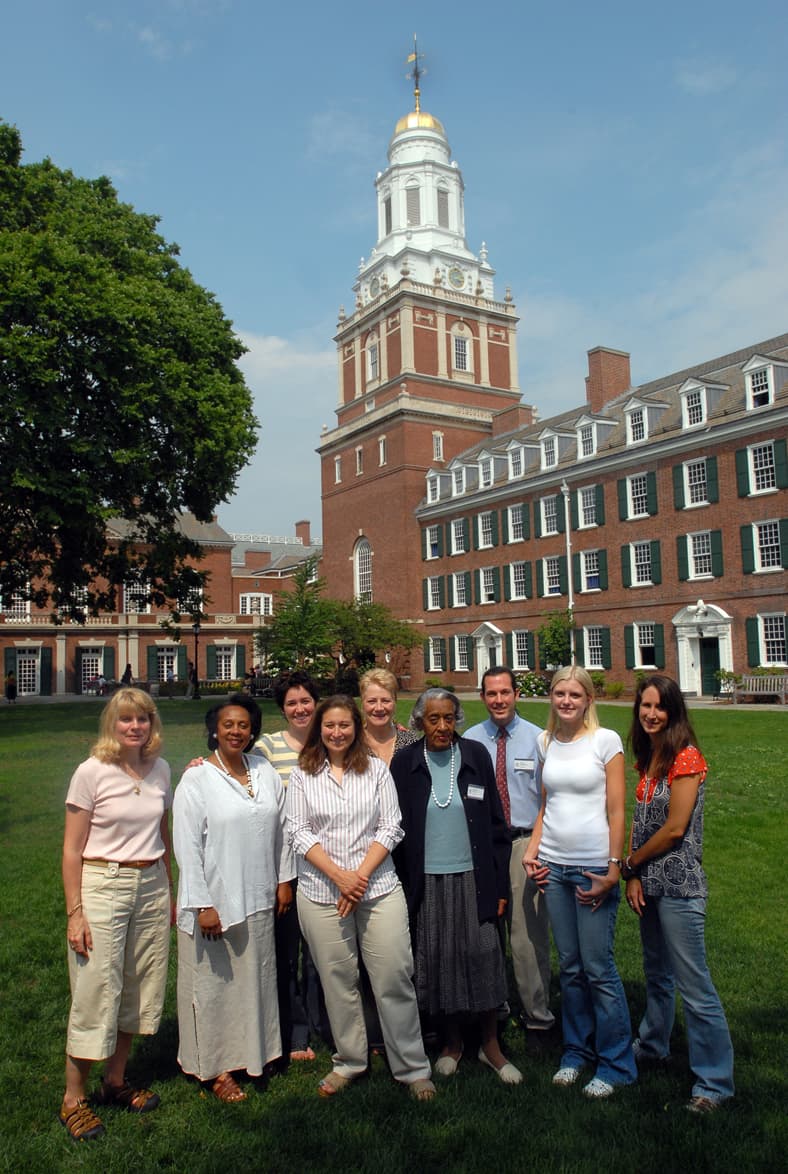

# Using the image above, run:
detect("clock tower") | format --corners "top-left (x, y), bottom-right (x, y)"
top-left (319, 53), bottom-right (532, 661)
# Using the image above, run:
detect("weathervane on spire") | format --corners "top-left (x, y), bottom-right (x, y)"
top-left (405, 35), bottom-right (426, 113)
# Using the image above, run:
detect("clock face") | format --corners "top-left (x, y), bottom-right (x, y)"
top-left (370, 277), bottom-right (380, 297)
top-left (448, 266), bottom-right (465, 289)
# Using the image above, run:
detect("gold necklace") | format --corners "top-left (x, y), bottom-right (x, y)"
top-left (122, 762), bottom-right (145, 795)
top-left (215, 750), bottom-right (254, 797)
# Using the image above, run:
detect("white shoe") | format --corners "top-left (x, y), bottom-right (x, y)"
top-left (582, 1077), bottom-right (615, 1098)
top-left (552, 1066), bottom-right (581, 1086)
top-left (477, 1048), bottom-right (523, 1085)
top-left (434, 1050), bottom-right (462, 1077)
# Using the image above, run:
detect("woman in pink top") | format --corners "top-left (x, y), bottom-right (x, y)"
top-left (60, 688), bottom-right (173, 1142)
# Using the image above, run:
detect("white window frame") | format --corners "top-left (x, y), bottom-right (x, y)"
top-left (689, 531), bottom-right (713, 578)
top-left (214, 644), bottom-right (235, 681)
top-left (626, 406), bottom-right (647, 444)
top-left (749, 442), bottom-right (777, 494)
top-left (157, 646), bottom-right (177, 682)
top-left (746, 367), bottom-right (773, 409)
top-left (579, 486), bottom-right (597, 528)
top-left (239, 593), bottom-right (273, 617)
top-left (581, 550), bottom-right (601, 592)
top-left (452, 572), bottom-right (468, 607)
top-left (367, 338), bottom-right (379, 383)
top-left (123, 582), bottom-right (150, 614)
top-left (479, 457), bottom-right (492, 488)
top-left (354, 538), bottom-right (373, 602)
top-left (684, 458), bottom-right (708, 507)
top-left (428, 636), bottom-right (445, 671)
top-left (681, 387), bottom-right (706, 428)
top-left (451, 519), bottom-right (467, 555)
top-left (378, 435), bottom-right (387, 467)
top-left (432, 432), bottom-right (444, 462)
top-left (632, 541), bottom-right (653, 586)
top-left (478, 511), bottom-right (494, 549)
top-left (426, 525), bottom-right (440, 560)
top-left (509, 447), bottom-right (524, 479)
top-left (0, 591), bottom-right (30, 621)
top-left (355, 446), bottom-right (363, 476)
top-left (541, 495), bottom-right (559, 535)
top-left (480, 568), bottom-right (496, 604)
top-left (510, 561), bottom-right (529, 600)
top-left (577, 422), bottom-right (596, 459)
top-left (454, 634), bottom-right (471, 671)
top-left (584, 626), bottom-right (605, 669)
top-left (759, 613), bottom-right (786, 664)
top-left (427, 576), bottom-right (442, 610)
top-left (634, 621), bottom-right (657, 668)
top-left (452, 467), bottom-right (466, 496)
top-left (427, 475), bottom-right (439, 503)
top-left (334, 455), bottom-right (342, 484)
top-left (754, 520), bottom-right (783, 571)
top-left (453, 334), bottom-right (469, 372)
top-left (541, 435), bottom-right (557, 470)
top-left (545, 556), bottom-right (561, 595)
top-left (512, 630), bottom-right (531, 671)
top-left (628, 473), bottom-right (649, 518)
top-left (508, 504), bottom-right (524, 542)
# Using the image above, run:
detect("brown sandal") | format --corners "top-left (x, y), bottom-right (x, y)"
top-left (59, 1098), bottom-right (105, 1141)
top-left (98, 1080), bottom-right (160, 1113)
top-left (317, 1070), bottom-right (353, 1097)
top-left (211, 1072), bottom-right (247, 1103)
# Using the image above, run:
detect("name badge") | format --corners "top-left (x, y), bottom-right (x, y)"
top-left (514, 758), bottom-right (534, 773)
top-left (466, 784), bottom-right (485, 801)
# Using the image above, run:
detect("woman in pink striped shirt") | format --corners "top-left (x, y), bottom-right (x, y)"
top-left (287, 694), bottom-right (434, 1101)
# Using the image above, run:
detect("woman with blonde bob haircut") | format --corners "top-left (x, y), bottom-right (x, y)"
top-left (524, 666), bottom-right (635, 1098)
top-left (359, 667), bottom-right (419, 767)
top-left (60, 687), bottom-right (173, 1141)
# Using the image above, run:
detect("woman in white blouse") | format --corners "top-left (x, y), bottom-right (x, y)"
top-left (174, 695), bottom-right (294, 1103)
top-left (287, 694), bottom-right (435, 1100)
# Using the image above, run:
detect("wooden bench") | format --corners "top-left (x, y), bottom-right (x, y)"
top-left (732, 675), bottom-right (788, 704)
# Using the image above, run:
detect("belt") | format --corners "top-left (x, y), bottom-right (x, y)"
top-left (82, 858), bottom-right (159, 870)
top-left (510, 826), bottom-right (533, 839)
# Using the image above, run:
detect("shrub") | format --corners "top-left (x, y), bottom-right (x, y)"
top-left (590, 671), bottom-right (606, 697)
top-left (516, 671), bottom-right (550, 697)
top-left (606, 681), bottom-right (624, 699)
top-left (424, 677), bottom-right (455, 692)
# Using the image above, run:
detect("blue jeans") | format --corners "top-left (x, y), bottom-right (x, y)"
top-left (638, 895), bottom-right (734, 1101)
top-left (543, 863), bottom-right (636, 1086)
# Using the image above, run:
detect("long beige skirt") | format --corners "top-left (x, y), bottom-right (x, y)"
top-left (177, 909), bottom-right (281, 1081)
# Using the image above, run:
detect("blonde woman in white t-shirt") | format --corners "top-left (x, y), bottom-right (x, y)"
top-left (60, 688), bottom-right (173, 1141)
top-left (524, 666), bottom-right (636, 1099)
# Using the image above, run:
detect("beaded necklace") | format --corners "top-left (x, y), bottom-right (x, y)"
top-left (215, 750), bottom-right (254, 797)
top-left (424, 742), bottom-right (456, 809)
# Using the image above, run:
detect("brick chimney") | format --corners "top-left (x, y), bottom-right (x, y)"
top-left (491, 402), bottom-right (536, 437)
top-left (295, 519), bottom-right (311, 546)
top-left (585, 347), bottom-right (631, 412)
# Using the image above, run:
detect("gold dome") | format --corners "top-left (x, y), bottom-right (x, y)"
top-left (393, 109), bottom-right (445, 136)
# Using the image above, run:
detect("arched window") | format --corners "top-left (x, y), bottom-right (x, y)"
top-left (353, 538), bottom-right (373, 602)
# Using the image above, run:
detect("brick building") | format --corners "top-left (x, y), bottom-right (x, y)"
top-left (320, 90), bottom-right (788, 695)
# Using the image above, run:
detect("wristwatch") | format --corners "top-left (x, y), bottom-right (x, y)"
top-left (608, 857), bottom-right (624, 870)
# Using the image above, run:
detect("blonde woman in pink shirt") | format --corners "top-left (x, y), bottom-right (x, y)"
top-left (60, 688), bottom-right (173, 1142)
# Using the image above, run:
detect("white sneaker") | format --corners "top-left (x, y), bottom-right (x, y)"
top-left (552, 1066), bottom-right (580, 1086)
top-left (582, 1077), bottom-right (615, 1098)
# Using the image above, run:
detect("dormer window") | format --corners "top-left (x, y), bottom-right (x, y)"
top-left (541, 436), bottom-right (557, 470)
top-left (453, 467), bottom-right (466, 496)
top-left (427, 475), bottom-right (439, 503)
top-left (682, 387), bottom-right (705, 427)
top-left (743, 354), bottom-right (788, 410)
top-left (749, 367), bottom-right (771, 408)
top-left (509, 446), bottom-right (524, 479)
top-left (479, 457), bottom-right (492, 488)
top-left (627, 406), bottom-right (646, 444)
top-left (578, 423), bottom-right (595, 458)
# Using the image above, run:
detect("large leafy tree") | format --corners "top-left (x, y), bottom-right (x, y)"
top-left (0, 122), bottom-right (257, 616)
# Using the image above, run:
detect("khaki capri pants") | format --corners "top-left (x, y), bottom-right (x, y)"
top-left (67, 859), bottom-right (170, 1060)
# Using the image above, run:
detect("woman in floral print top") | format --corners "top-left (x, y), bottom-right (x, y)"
top-left (623, 675), bottom-right (734, 1115)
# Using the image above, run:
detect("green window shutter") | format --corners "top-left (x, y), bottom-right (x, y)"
top-left (147, 646), bottom-right (158, 680)
top-left (524, 562), bottom-right (533, 598)
top-left (536, 560), bottom-right (545, 598)
top-left (570, 492), bottom-right (579, 531)
top-left (504, 565), bottom-right (512, 602)
top-left (706, 456), bottom-right (719, 503)
top-left (617, 478), bottom-right (628, 520)
top-left (620, 546), bottom-right (632, 588)
top-left (501, 508), bottom-right (510, 545)
top-left (491, 512), bottom-right (499, 546)
top-left (735, 449), bottom-right (750, 497)
top-left (677, 536), bottom-right (689, 581)
top-left (438, 527), bottom-right (444, 557)
top-left (775, 439), bottom-right (788, 489)
top-left (463, 518), bottom-right (470, 550)
top-left (423, 641), bottom-right (430, 671)
top-left (780, 519), bottom-right (788, 568)
top-left (473, 569), bottom-right (481, 604)
top-left (558, 556), bottom-right (568, 595)
top-left (177, 645), bottom-right (187, 677)
top-left (445, 521), bottom-right (452, 552)
top-left (710, 530), bottom-right (723, 577)
top-left (103, 646), bottom-right (115, 680)
top-left (449, 638), bottom-right (456, 671)
top-left (522, 502), bottom-right (531, 540)
top-left (557, 497), bottom-right (566, 533)
top-left (492, 567), bottom-right (501, 603)
top-left (422, 579), bottom-right (429, 609)
top-left (534, 504), bottom-right (542, 538)
top-left (438, 577), bottom-right (445, 608)
top-left (421, 528), bottom-right (428, 560)
top-left (40, 647), bottom-right (53, 695)
top-left (466, 637), bottom-right (474, 671)
top-left (654, 624), bottom-right (665, 669)
top-left (447, 575), bottom-right (455, 607)
top-left (526, 632), bottom-right (535, 668)
top-left (600, 627), bottom-right (612, 670)
top-left (624, 625), bottom-right (635, 669)
top-left (646, 471), bottom-right (658, 516)
top-left (505, 632), bottom-right (513, 664)
top-left (650, 540), bottom-right (662, 585)
top-left (575, 632), bottom-right (585, 666)
top-left (439, 638), bottom-right (446, 669)
top-left (206, 645), bottom-right (217, 679)
top-left (745, 618), bottom-right (760, 667)
top-left (740, 525), bottom-right (755, 574)
top-left (595, 484), bottom-right (606, 526)
top-left (464, 571), bottom-right (472, 603)
top-left (598, 549), bottom-right (609, 590)
top-left (572, 553), bottom-right (581, 590)
top-left (672, 464), bottom-right (685, 510)
top-left (236, 644), bottom-right (246, 679)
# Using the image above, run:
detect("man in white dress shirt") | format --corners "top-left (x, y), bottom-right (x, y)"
top-left (465, 666), bottom-right (555, 1034)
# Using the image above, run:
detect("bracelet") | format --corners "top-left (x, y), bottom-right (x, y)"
top-left (622, 855), bottom-right (640, 878)
top-left (67, 903), bottom-right (82, 917)
top-left (607, 857), bottom-right (623, 870)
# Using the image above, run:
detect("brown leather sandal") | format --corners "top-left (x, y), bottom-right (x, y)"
top-left (211, 1072), bottom-right (247, 1103)
top-left (59, 1098), bottom-right (105, 1141)
top-left (98, 1080), bottom-right (160, 1113)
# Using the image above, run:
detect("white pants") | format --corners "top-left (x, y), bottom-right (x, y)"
top-left (297, 885), bottom-right (430, 1083)
top-left (509, 834), bottom-right (554, 1029)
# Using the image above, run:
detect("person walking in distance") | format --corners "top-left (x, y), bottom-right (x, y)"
top-left (465, 667), bottom-right (554, 1039)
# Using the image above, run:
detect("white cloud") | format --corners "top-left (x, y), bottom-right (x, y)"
top-left (674, 59), bottom-right (737, 96)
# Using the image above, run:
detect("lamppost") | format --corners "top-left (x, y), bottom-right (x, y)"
top-left (192, 620), bottom-right (201, 701)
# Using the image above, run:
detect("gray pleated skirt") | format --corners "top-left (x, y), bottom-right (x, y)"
top-left (414, 871), bottom-right (507, 1016)
top-left (177, 909), bottom-right (281, 1081)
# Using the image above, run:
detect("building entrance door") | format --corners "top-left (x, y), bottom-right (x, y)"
top-left (700, 638), bottom-right (720, 696)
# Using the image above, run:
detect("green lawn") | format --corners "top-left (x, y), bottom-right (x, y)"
top-left (0, 698), bottom-right (785, 1173)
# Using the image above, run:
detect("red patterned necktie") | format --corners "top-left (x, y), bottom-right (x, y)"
top-left (495, 727), bottom-right (511, 826)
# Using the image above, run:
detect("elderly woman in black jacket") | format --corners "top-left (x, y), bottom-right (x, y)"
top-left (390, 688), bottom-right (521, 1084)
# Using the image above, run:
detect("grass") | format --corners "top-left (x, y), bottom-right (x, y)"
top-left (0, 697), bottom-right (785, 1173)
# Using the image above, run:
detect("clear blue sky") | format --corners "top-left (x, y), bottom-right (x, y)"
top-left (3, 1), bottom-right (787, 538)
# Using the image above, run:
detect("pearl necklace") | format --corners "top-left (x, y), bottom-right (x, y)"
top-left (215, 750), bottom-right (254, 797)
top-left (424, 742), bottom-right (456, 809)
